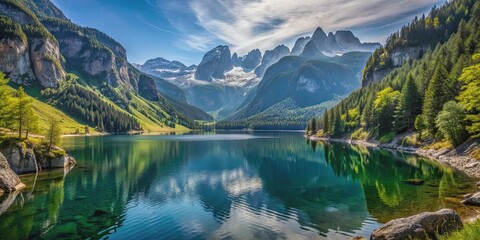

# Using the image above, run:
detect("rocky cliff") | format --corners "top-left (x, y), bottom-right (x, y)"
top-left (42, 18), bottom-right (131, 88)
top-left (0, 152), bottom-right (23, 194)
top-left (362, 46), bottom-right (426, 86)
top-left (0, 2), bottom-right (65, 87)
top-left (0, 140), bottom-right (76, 174)
top-left (195, 45), bottom-right (233, 81)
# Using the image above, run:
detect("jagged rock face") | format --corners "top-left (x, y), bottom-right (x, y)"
top-left (0, 142), bottom-right (38, 174)
top-left (29, 37), bottom-right (65, 87)
top-left (0, 4), bottom-right (65, 88)
top-left (254, 45), bottom-right (290, 77)
top-left (301, 27), bottom-right (381, 57)
top-left (0, 152), bottom-right (22, 193)
top-left (43, 21), bottom-right (131, 88)
top-left (0, 38), bottom-right (35, 83)
top-left (362, 46), bottom-right (426, 87)
top-left (235, 49), bottom-right (262, 71)
top-left (0, 142), bottom-right (75, 174)
top-left (232, 53), bottom-right (240, 66)
top-left (291, 37), bottom-right (310, 55)
top-left (195, 45), bottom-right (233, 81)
top-left (138, 74), bottom-right (160, 101)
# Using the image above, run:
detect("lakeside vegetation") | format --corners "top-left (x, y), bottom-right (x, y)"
top-left (307, 0), bottom-right (480, 151)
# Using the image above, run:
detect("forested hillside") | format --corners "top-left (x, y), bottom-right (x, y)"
top-left (307, 0), bottom-right (480, 148)
top-left (0, 0), bottom-right (209, 134)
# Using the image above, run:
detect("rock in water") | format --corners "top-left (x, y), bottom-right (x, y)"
top-left (461, 192), bottom-right (480, 205)
top-left (0, 152), bottom-right (23, 193)
top-left (403, 179), bottom-right (425, 185)
top-left (370, 209), bottom-right (463, 240)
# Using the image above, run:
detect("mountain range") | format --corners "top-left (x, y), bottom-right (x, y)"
top-left (0, 0), bottom-right (381, 131)
top-left (136, 27), bottom-right (381, 127)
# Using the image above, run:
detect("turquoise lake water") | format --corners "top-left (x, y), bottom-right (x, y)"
top-left (0, 132), bottom-right (478, 239)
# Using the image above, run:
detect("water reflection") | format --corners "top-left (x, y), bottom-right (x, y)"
top-left (0, 132), bottom-right (477, 239)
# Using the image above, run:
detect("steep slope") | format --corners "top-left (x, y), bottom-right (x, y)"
top-left (229, 53), bottom-right (369, 122)
top-left (361, 1), bottom-right (474, 87)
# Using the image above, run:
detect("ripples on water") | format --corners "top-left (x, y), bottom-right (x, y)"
top-left (0, 132), bottom-right (478, 239)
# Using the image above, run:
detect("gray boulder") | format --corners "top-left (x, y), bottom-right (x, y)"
top-left (0, 152), bottom-right (23, 193)
top-left (0, 142), bottom-right (38, 174)
top-left (461, 192), bottom-right (480, 205)
top-left (370, 209), bottom-right (463, 240)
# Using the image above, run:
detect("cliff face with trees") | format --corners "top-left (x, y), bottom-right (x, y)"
top-left (307, 0), bottom-right (480, 149)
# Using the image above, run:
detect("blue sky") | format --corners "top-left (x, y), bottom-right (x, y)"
top-left (51, 0), bottom-right (445, 66)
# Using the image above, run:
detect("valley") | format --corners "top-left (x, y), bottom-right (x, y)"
top-left (1, 0), bottom-right (480, 239)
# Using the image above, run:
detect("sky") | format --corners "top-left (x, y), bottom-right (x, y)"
top-left (51, 0), bottom-right (446, 66)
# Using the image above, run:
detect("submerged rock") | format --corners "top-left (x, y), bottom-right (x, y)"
top-left (403, 179), bottom-right (425, 185)
top-left (461, 192), bottom-right (480, 205)
top-left (370, 209), bottom-right (463, 240)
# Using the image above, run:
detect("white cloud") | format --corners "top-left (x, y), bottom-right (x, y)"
top-left (186, 0), bottom-right (444, 54)
top-left (179, 34), bottom-right (214, 51)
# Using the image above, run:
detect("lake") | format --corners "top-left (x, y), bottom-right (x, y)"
top-left (0, 132), bottom-right (478, 239)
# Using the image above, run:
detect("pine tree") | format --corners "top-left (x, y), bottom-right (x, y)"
top-left (395, 73), bottom-right (420, 131)
top-left (15, 87), bottom-right (33, 138)
top-left (311, 118), bottom-right (317, 133)
top-left (423, 63), bottom-right (456, 134)
top-left (332, 109), bottom-right (342, 136)
top-left (46, 119), bottom-right (62, 151)
top-left (24, 107), bottom-right (38, 139)
top-left (322, 109), bottom-right (329, 134)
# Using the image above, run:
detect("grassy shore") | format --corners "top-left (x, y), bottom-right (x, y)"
top-left (440, 220), bottom-right (480, 240)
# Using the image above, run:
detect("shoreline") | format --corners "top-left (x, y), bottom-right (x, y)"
top-left (306, 135), bottom-right (480, 179)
